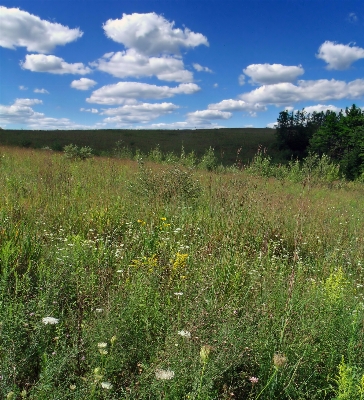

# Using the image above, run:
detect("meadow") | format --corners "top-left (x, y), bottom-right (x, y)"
top-left (1, 146), bottom-right (364, 399)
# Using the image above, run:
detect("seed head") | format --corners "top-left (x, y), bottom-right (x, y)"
top-left (273, 353), bottom-right (287, 369)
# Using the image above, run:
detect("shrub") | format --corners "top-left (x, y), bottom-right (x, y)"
top-left (63, 144), bottom-right (93, 161)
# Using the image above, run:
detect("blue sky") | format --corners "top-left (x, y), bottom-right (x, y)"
top-left (0, 0), bottom-right (363, 130)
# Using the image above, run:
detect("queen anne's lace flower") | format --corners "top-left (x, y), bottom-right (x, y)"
top-left (42, 317), bottom-right (59, 325)
top-left (177, 330), bottom-right (191, 338)
top-left (101, 382), bottom-right (112, 389)
top-left (155, 369), bottom-right (175, 380)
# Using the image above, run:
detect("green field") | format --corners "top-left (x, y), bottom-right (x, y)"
top-left (0, 128), bottom-right (280, 165)
top-left (1, 146), bottom-right (364, 399)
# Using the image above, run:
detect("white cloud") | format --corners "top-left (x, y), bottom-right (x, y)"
top-left (34, 88), bottom-right (49, 94)
top-left (187, 109), bottom-right (232, 121)
top-left (267, 122), bottom-right (278, 128)
top-left (19, 85), bottom-right (28, 90)
top-left (71, 78), bottom-right (97, 90)
top-left (240, 79), bottom-right (364, 105)
top-left (80, 108), bottom-right (99, 113)
top-left (299, 104), bottom-right (342, 114)
top-left (14, 98), bottom-right (43, 106)
top-left (213, 83), bottom-right (218, 88)
top-left (93, 49), bottom-right (193, 82)
top-left (21, 54), bottom-right (91, 75)
top-left (193, 63), bottom-right (212, 73)
top-left (243, 63), bottom-right (304, 85)
top-left (101, 102), bottom-right (179, 124)
top-left (0, 99), bottom-right (94, 129)
top-left (208, 99), bottom-right (267, 112)
top-left (103, 12), bottom-right (208, 56)
top-left (317, 41), bottom-right (364, 70)
top-left (238, 74), bottom-right (245, 86)
top-left (0, 6), bottom-right (83, 53)
top-left (87, 82), bottom-right (200, 105)
top-left (147, 121), bottom-right (224, 129)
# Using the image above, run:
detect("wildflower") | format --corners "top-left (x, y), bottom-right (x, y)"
top-left (155, 369), bottom-right (175, 380)
top-left (174, 292), bottom-right (183, 297)
top-left (95, 308), bottom-right (104, 313)
top-left (101, 381), bottom-right (113, 389)
top-left (42, 317), bottom-right (59, 325)
top-left (200, 345), bottom-right (212, 363)
top-left (172, 252), bottom-right (188, 271)
top-left (70, 384), bottom-right (76, 390)
top-left (273, 353), bottom-right (287, 369)
top-left (178, 330), bottom-right (191, 338)
top-left (160, 217), bottom-right (167, 221)
top-left (98, 342), bottom-right (108, 354)
top-left (110, 335), bottom-right (117, 345)
top-left (249, 376), bottom-right (259, 384)
top-left (94, 367), bottom-right (103, 381)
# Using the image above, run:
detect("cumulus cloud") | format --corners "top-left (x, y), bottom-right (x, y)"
top-left (240, 79), bottom-right (364, 105)
top-left (193, 63), bottom-right (212, 73)
top-left (0, 99), bottom-right (94, 129)
top-left (93, 49), bottom-right (193, 82)
top-left (300, 104), bottom-right (342, 114)
top-left (103, 12), bottom-right (208, 56)
top-left (97, 12), bottom-right (209, 83)
top-left (0, 6), bottom-right (83, 53)
top-left (147, 121), bottom-right (224, 129)
top-left (34, 88), bottom-right (49, 94)
top-left (238, 74), bottom-right (245, 86)
top-left (80, 108), bottom-right (99, 113)
top-left (267, 122), bottom-right (278, 128)
top-left (19, 85), bottom-right (28, 90)
top-left (87, 82), bottom-right (200, 105)
top-left (243, 63), bottom-right (304, 85)
top-left (101, 102), bottom-right (179, 124)
top-left (187, 109), bottom-right (232, 121)
top-left (71, 78), bottom-right (97, 90)
top-left (21, 54), bottom-right (91, 75)
top-left (317, 41), bottom-right (364, 70)
top-left (208, 99), bottom-right (267, 112)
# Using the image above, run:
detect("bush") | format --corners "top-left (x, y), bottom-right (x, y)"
top-left (63, 144), bottom-right (93, 161)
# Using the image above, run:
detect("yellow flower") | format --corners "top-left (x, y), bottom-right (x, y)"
top-left (172, 253), bottom-right (188, 271)
top-left (160, 217), bottom-right (167, 221)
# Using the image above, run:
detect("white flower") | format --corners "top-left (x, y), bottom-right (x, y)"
top-left (178, 330), bottom-right (191, 338)
top-left (174, 292), bottom-right (183, 297)
top-left (101, 381), bottom-right (112, 389)
top-left (95, 308), bottom-right (104, 313)
top-left (97, 342), bottom-right (107, 348)
top-left (42, 317), bottom-right (59, 325)
top-left (155, 369), bottom-right (175, 380)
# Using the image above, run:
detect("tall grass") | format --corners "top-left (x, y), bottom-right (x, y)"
top-left (0, 146), bottom-right (363, 399)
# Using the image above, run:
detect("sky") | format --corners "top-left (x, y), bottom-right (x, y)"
top-left (0, 0), bottom-right (364, 130)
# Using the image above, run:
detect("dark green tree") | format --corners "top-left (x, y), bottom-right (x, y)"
top-left (309, 105), bottom-right (364, 179)
top-left (275, 109), bottom-right (328, 156)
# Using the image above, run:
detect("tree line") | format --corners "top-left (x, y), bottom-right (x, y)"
top-left (275, 104), bottom-right (364, 179)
